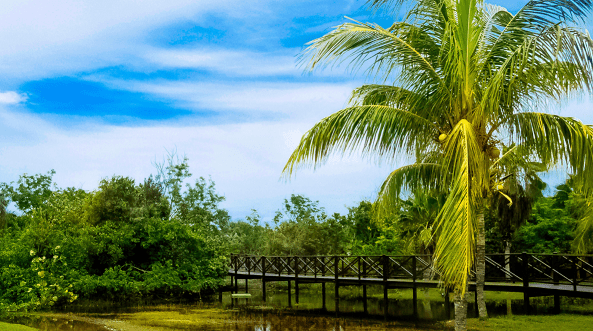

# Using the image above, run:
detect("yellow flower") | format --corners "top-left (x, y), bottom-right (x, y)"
top-left (38, 271), bottom-right (45, 278)
top-left (30, 250), bottom-right (35, 256)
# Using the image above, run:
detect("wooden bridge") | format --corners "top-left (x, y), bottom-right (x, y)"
top-left (227, 253), bottom-right (593, 318)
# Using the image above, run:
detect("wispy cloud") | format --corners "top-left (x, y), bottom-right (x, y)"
top-left (0, 91), bottom-right (27, 104)
top-left (142, 48), bottom-right (301, 76)
top-left (90, 77), bottom-right (357, 120)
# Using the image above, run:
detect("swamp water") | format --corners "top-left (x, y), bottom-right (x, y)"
top-left (3, 282), bottom-right (592, 330)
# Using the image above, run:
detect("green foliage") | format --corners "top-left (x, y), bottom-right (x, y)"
top-left (0, 246), bottom-right (77, 312)
top-left (349, 201), bottom-right (402, 255)
top-left (514, 198), bottom-right (575, 253)
top-left (266, 195), bottom-right (345, 255)
top-left (227, 197), bottom-right (404, 257)
top-left (0, 170), bottom-right (56, 213)
top-left (0, 155), bottom-right (229, 312)
top-left (227, 210), bottom-right (270, 255)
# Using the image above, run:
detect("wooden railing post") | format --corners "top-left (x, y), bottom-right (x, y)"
top-left (295, 256), bottom-right (299, 304)
top-left (553, 252), bottom-right (560, 314)
top-left (412, 256), bottom-right (418, 320)
top-left (383, 255), bottom-right (389, 320)
top-left (234, 255), bottom-right (239, 294)
top-left (262, 256), bottom-right (266, 302)
top-left (288, 260), bottom-right (292, 308)
top-left (334, 255), bottom-right (340, 316)
top-left (572, 256), bottom-right (578, 292)
top-left (522, 252), bottom-right (530, 315)
top-left (363, 257), bottom-right (368, 314)
top-left (321, 256), bottom-right (326, 310)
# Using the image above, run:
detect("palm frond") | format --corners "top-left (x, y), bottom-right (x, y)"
top-left (349, 84), bottom-right (454, 127)
top-left (283, 105), bottom-right (438, 177)
top-left (508, 112), bottom-right (593, 191)
top-left (573, 194), bottom-right (593, 253)
top-left (481, 26), bottom-right (593, 122)
top-left (433, 119), bottom-right (482, 293)
top-left (299, 19), bottom-right (452, 103)
top-left (375, 163), bottom-right (444, 216)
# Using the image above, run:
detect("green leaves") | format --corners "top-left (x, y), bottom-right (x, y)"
top-left (284, 105), bottom-right (437, 176)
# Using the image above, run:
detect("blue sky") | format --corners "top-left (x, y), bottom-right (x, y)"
top-left (0, 0), bottom-right (591, 222)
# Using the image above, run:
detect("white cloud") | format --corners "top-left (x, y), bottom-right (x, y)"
top-left (87, 77), bottom-right (358, 120)
top-left (0, 0), bottom-right (270, 82)
top-left (143, 48), bottom-right (301, 76)
top-left (0, 91), bottom-right (27, 104)
top-left (0, 104), bottom-right (394, 222)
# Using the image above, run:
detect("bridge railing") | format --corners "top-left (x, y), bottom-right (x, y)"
top-left (230, 254), bottom-right (441, 281)
top-left (231, 253), bottom-right (593, 289)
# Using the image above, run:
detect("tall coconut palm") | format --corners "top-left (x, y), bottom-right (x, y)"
top-left (283, 0), bottom-right (593, 329)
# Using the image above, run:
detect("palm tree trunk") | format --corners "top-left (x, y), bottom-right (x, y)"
top-left (454, 288), bottom-right (470, 331)
top-left (476, 212), bottom-right (488, 319)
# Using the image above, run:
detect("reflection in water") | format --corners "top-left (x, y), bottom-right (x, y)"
top-left (2, 283), bottom-right (592, 331)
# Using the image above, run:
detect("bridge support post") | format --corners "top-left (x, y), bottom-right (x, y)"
top-left (383, 255), bottom-right (389, 321)
top-left (522, 252), bottom-right (530, 315)
top-left (262, 257), bottom-right (266, 302)
top-left (363, 285), bottom-right (368, 314)
top-left (572, 256), bottom-right (578, 292)
top-left (444, 289), bottom-right (450, 319)
top-left (322, 282), bottom-right (326, 310)
top-left (412, 256), bottom-right (418, 320)
top-left (474, 289), bottom-right (478, 317)
top-left (288, 280), bottom-right (292, 308)
top-left (335, 256), bottom-right (340, 316)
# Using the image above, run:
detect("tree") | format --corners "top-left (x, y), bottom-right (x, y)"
top-left (397, 190), bottom-right (444, 256)
top-left (489, 144), bottom-right (547, 275)
top-left (284, 0), bottom-right (593, 329)
top-left (0, 170), bottom-right (56, 213)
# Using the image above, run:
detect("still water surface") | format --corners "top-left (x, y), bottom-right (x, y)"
top-left (2, 284), bottom-right (590, 330)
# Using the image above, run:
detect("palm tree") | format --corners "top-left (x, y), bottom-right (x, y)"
top-left (283, 0), bottom-right (593, 329)
top-left (490, 144), bottom-right (547, 275)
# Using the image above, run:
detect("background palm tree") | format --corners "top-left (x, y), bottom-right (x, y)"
top-left (284, 0), bottom-right (593, 329)
top-left (489, 144), bottom-right (547, 271)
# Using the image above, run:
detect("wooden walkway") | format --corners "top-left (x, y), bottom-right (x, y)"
top-left (226, 253), bottom-right (593, 318)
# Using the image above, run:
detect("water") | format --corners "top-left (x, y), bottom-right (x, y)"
top-left (2, 281), bottom-right (592, 330)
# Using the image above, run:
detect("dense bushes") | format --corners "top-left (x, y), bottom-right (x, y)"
top-left (0, 158), bottom-right (228, 312)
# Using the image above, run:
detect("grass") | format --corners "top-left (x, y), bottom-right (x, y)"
top-left (0, 321), bottom-right (37, 331)
top-left (103, 307), bottom-right (231, 330)
top-left (468, 315), bottom-right (593, 331)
